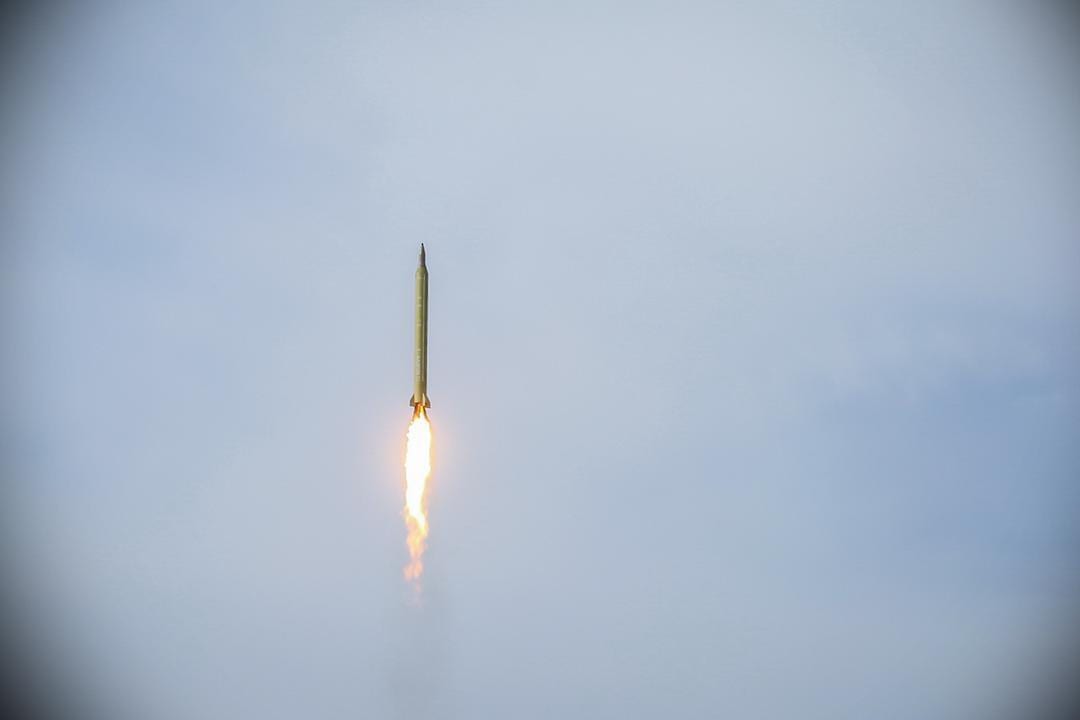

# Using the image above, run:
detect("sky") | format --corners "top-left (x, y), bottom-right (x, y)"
top-left (2, 1), bottom-right (1080, 718)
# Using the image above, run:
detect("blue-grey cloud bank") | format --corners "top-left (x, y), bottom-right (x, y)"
top-left (2, 1), bottom-right (1079, 719)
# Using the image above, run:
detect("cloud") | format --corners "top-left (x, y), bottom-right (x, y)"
top-left (2, 1), bottom-right (1079, 718)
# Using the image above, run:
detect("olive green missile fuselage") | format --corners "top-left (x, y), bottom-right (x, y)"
top-left (411, 244), bottom-right (430, 413)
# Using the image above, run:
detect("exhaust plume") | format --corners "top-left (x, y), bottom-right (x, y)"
top-left (403, 409), bottom-right (432, 587)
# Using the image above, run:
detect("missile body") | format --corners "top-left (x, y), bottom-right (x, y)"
top-left (410, 244), bottom-right (431, 414)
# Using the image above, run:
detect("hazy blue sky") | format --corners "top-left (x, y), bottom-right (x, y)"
top-left (3, 2), bottom-right (1079, 719)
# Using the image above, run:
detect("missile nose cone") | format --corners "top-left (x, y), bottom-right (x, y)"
top-left (419, 243), bottom-right (426, 267)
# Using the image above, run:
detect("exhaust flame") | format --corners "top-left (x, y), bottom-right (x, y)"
top-left (403, 409), bottom-right (432, 585)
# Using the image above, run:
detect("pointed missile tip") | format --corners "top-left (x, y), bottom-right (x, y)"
top-left (419, 243), bottom-right (426, 267)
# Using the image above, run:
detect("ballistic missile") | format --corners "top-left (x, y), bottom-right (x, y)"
top-left (410, 244), bottom-right (431, 414)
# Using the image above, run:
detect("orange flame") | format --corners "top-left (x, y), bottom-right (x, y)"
top-left (403, 409), bottom-right (432, 585)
